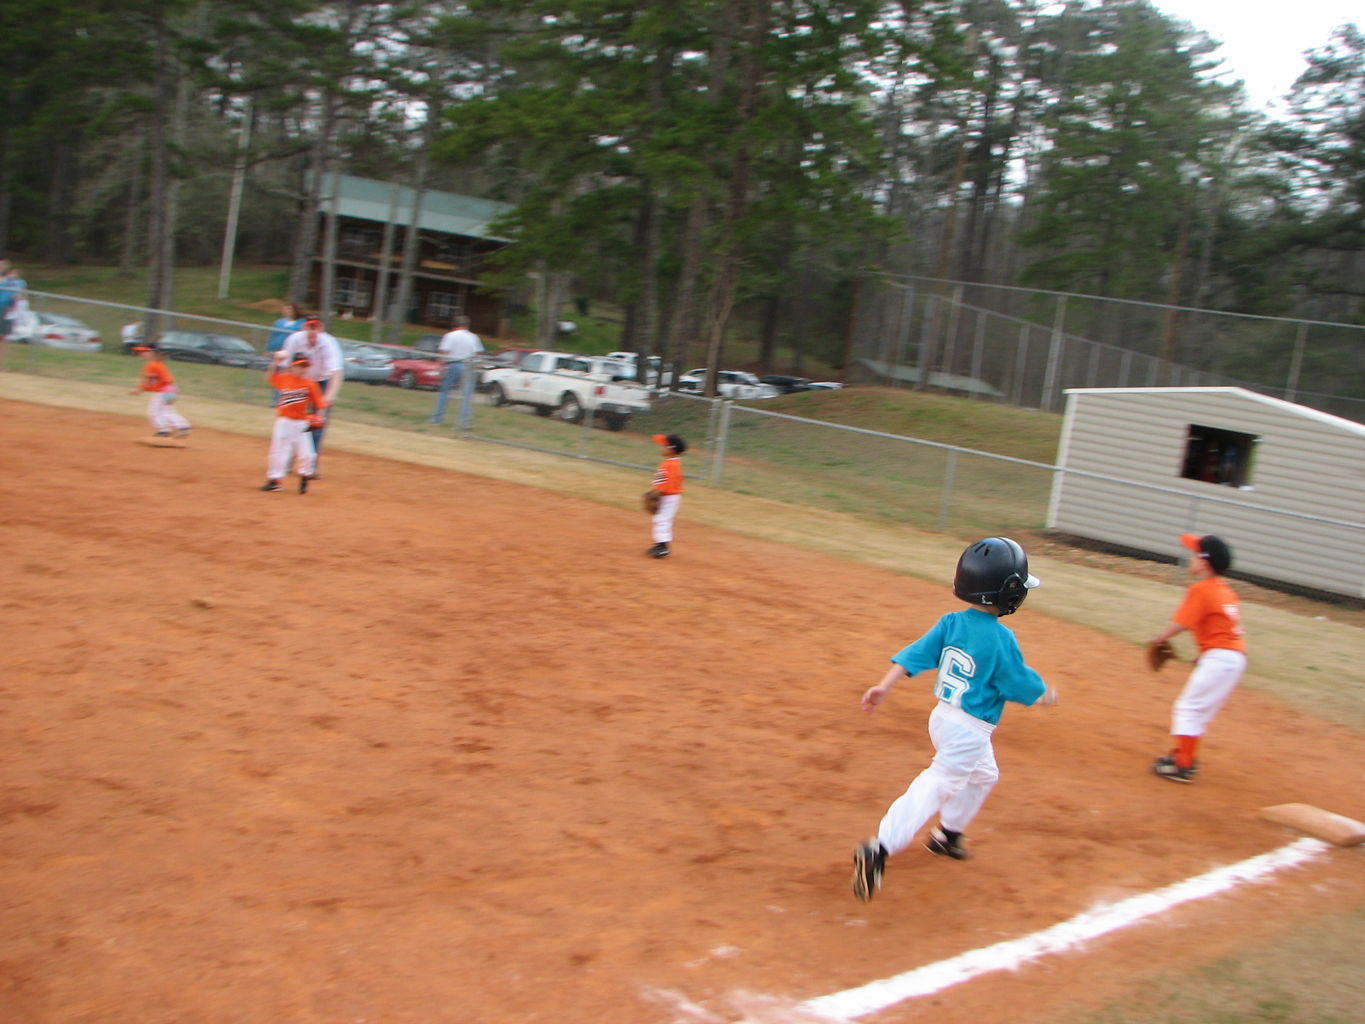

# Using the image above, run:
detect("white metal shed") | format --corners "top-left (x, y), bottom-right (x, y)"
top-left (1048, 387), bottom-right (1365, 599)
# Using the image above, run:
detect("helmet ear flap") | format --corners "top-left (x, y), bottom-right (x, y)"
top-left (997, 574), bottom-right (1027, 616)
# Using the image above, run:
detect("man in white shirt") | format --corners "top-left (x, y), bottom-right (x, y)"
top-left (274, 317), bottom-right (344, 467)
top-left (431, 314), bottom-right (484, 425)
top-left (120, 317), bottom-right (143, 352)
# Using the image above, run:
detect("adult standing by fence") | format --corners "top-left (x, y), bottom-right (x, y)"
top-left (430, 314), bottom-right (483, 425)
top-left (0, 264), bottom-right (27, 370)
top-left (275, 318), bottom-right (343, 473)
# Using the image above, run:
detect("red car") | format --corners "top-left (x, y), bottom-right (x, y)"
top-left (388, 354), bottom-right (443, 390)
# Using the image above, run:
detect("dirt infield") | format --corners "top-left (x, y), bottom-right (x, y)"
top-left (2, 398), bottom-right (1362, 1024)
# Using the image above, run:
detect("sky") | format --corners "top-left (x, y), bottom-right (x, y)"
top-left (1151, 0), bottom-right (1358, 110)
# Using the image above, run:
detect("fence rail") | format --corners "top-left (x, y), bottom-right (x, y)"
top-left (8, 290), bottom-right (1362, 602)
top-left (851, 274), bottom-right (1365, 423)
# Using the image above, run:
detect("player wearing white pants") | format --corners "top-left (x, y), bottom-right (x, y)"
top-left (132, 346), bottom-right (191, 437)
top-left (652, 493), bottom-right (681, 544)
top-left (876, 703), bottom-right (1000, 854)
top-left (261, 357), bottom-right (326, 493)
top-left (267, 416), bottom-right (317, 481)
top-left (146, 389), bottom-right (190, 434)
top-left (1149, 534), bottom-right (1247, 783)
top-left (1172, 648), bottom-right (1246, 737)
top-left (853, 538), bottom-right (1056, 902)
top-left (646, 433), bottom-right (686, 558)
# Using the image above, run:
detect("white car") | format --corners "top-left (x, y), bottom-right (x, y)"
top-left (677, 368), bottom-right (780, 399)
top-left (5, 310), bottom-right (102, 352)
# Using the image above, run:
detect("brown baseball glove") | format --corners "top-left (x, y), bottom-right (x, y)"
top-left (643, 490), bottom-right (661, 514)
top-left (1147, 640), bottom-right (1177, 672)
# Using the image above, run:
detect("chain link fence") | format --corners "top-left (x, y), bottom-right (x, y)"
top-left (7, 290), bottom-right (1361, 603)
top-left (851, 275), bottom-right (1365, 424)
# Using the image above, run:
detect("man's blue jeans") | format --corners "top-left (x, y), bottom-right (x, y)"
top-left (431, 362), bottom-right (463, 423)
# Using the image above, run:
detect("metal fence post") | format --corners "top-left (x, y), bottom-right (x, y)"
top-left (937, 449), bottom-right (958, 531)
top-left (1041, 295), bottom-right (1066, 411)
top-left (710, 399), bottom-right (732, 486)
top-left (1285, 323), bottom-right (1307, 402)
top-left (1012, 324), bottom-right (1029, 406)
top-left (917, 295), bottom-right (937, 388)
top-left (969, 312), bottom-right (986, 399)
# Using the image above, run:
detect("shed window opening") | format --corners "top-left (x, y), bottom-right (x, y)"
top-left (1180, 425), bottom-right (1258, 487)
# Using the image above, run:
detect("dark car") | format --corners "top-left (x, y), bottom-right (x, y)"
top-left (154, 330), bottom-right (270, 369)
top-left (759, 374), bottom-right (814, 394)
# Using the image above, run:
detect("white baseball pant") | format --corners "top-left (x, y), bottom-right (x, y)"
top-left (146, 389), bottom-right (190, 432)
top-left (652, 493), bottom-right (682, 543)
top-left (876, 702), bottom-right (1000, 855)
top-left (267, 417), bottom-right (317, 480)
top-left (1172, 648), bottom-right (1246, 736)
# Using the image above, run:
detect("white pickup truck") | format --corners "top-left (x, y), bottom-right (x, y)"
top-left (481, 349), bottom-right (652, 430)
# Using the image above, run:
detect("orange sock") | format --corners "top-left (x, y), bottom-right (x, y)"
top-left (1175, 735), bottom-right (1199, 769)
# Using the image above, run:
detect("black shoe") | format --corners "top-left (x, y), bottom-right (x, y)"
top-left (647, 542), bottom-right (670, 558)
top-left (154, 430), bottom-right (171, 437)
top-left (1152, 755), bottom-right (1197, 783)
top-left (298, 475), bottom-right (310, 494)
top-left (852, 839), bottom-right (886, 902)
top-left (925, 827), bottom-right (970, 860)
top-left (260, 480), bottom-right (280, 492)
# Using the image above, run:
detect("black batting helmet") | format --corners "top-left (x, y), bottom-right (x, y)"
top-left (953, 537), bottom-right (1040, 616)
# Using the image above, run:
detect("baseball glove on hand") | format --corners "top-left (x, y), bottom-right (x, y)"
top-left (1147, 640), bottom-right (1177, 672)
top-left (643, 490), bottom-right (661, 514)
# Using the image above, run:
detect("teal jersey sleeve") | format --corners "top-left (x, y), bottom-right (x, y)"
top-left (890, 610), bottom-right (1046, 725)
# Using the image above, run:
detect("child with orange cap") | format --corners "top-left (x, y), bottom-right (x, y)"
top-left (645, 433), bottom-right (686, 558)
top-left (261, 354), bottom-right (327, 494)
top-left (130, 344), bottom-right (191, 439)
top-left (1149, 533), bottom-right (1247, 783)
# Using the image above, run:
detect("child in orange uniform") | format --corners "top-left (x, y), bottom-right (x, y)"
top-left (1149, 533), bottom-right (1247, 783)
top-left (131, 345), bottom-right (191, 438)
top-left (645, 433), bottom-right (686, 558)
top-left (262, 355), bottom-right (327, 494)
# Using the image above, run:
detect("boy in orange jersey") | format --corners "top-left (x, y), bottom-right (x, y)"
top-left (261, 355), bottom-right (327, 494)
top-left (645, 433), bottom-right (686, 558)
top-left (1149, 534), bottom-right (1247, 783)
top-left (130, 345), bottom-right (191, 439)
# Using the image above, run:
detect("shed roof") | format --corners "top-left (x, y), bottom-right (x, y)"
top-left (1063, 386), bottom-right (1365, 438)
top-left (322, 173), bottom-right (513, 242)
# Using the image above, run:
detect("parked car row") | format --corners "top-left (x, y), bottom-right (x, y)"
top-left (11, 314), bottom-right (846, 401)
top-left (4, 310), bottom-right (102, 352)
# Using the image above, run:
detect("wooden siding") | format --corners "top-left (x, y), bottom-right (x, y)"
top-left (1049, 388), bottom-right (1365, 598)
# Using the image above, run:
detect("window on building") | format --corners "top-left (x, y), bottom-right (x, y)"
top-left (340, 225), bottom-right (380, 251)
top-left (334, 277), bottom-right (373, 309)
top-left (435, 240), bottom-right (470, 264)
top-left (1179, 424), bottom-right (1258, 487)
top-left (428, 292), bottom-right (459, 321)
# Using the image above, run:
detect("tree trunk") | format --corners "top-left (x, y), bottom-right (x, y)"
top-left (389, 146), bottom-right (429, 343)
top-left (371, 184), bottom-right (400, 343)
top-left (119, 126), bottom-right (144, 277)
top-left (144, 15), bottom-right (173, 337)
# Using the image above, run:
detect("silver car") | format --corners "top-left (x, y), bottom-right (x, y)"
top-left (338, 340), bottom-right (395, 384)
top-left (5, 310), bottom-right (102, 352)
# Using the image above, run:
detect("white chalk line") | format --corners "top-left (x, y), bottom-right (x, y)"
top-left (794, 836), bottom-right (1330, 1022)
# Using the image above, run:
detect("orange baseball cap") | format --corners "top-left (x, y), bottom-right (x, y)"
top-left (132, 345), bottom-right (154, 353)
top-left (304, 318), bottom-right (322, 328)
top-left (651, 433), bottom-right (687, 453)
